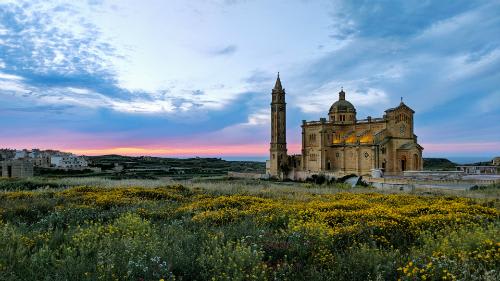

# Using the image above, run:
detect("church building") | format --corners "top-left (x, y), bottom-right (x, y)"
top-left (267, 74), bottom-right (423, 179)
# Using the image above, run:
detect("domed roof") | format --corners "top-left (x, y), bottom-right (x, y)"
top-left (329, 90), bottom-right (356, 113)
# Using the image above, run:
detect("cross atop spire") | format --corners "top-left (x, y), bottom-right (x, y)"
top-left (339, 87), bottom-right (345, 100)
top-left (400, 96), bottom-right (403, 104)
top-left (274, 72), bottom-right (282, 90)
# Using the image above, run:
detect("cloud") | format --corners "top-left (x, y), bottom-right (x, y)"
top-left (0, 1), bottom-right (253, 115)
top-left (422, 142), bottom-right (500, 154)
top-left (0, 72), bottom-right (24, 81)
top-left (0, 1), bottom-right (116, 77)
top-left (476, 92), bottom-right (500, 114)
top-left (2, 82), bottom-right (179, 114)
top-left (333, 0), bottom-right (477, 39)
top-left (0, 72), bottom-right (30, 93)
top-left (0, 0), bottom-right (499, 157)
top-left (293, 79), bottom-right (390, 114)
top-left (447, 48), bottom-right (500, 80)
top-left (210, 45), bottom-right (238, 56)
top-left (244, 109), bottom-right (270, 126)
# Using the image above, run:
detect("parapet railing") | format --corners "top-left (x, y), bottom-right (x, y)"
top-left (302, 117), bottom-right (386, 126)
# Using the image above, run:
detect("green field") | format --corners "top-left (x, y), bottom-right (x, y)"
top-left (0, 177), bottom-right (498, 280)
top-left (33, 156), bottom-right (472, 180)
top-left (35, 155), bottom-right (266, 179)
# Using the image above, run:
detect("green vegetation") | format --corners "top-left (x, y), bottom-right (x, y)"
top-left (423, 158), bottom-right (458, 170)
top-left (0, 178), bottom-right (498, 280)
top-left (51, 155), bottom-right (266, 179)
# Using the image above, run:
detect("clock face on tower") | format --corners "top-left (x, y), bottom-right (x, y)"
top-left (399, 125), bottom-right (406, 135)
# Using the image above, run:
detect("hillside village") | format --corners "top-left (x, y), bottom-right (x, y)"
top-left (0, 149), bottom-right (89, 178)
top-left (0, 149), bottom-right (266, 179)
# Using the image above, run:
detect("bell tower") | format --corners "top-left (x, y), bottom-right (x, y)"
top-left (269, 73), bottom-right (288, 177)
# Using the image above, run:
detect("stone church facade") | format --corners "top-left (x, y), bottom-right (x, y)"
top-left (268, 74), bottom-right (423, 179)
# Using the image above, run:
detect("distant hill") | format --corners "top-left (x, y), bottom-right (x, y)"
top-left (423, 158), bottom-right (458, 170)
top-left (84, 155), bottom-right (266, 179)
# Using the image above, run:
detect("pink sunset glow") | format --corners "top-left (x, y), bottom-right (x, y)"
top-left (421, 142), bottom-right (500, 154)
top-left (2, 135), bottom-right (498, 157)
top-left (64, 143), bottom-right (303, 157)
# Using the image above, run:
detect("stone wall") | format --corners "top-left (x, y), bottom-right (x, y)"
top-left (1, 160), bottom-right (34, 178)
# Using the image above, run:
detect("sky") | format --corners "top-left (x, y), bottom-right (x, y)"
top-left (0, 0), bottom-right (499, 160)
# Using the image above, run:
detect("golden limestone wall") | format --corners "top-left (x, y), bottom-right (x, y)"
top-left (302, 124), bottom-right (323, 171)
top-left (302, 119), bottom-right (388, 176)
top-left (300, 104), bottom-right (422, 177)
top-left (273, 83), bottom-right (423, 178)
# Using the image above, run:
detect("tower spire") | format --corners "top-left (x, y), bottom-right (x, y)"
top-left (274, 72), bottom-right (282, 90)
top-left (269, 72), bottom-right (287, 178)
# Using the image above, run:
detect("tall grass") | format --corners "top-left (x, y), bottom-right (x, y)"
top-left (0, 179), bottom-right (498, 280)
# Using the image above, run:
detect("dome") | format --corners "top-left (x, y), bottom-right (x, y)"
top-left (329, 99), bottom-right (356, 113)
top-left (329, 90), bottom-right (356, 113)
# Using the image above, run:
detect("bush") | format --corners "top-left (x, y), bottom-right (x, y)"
top-left (0, 179), bottom-right (62, 191)
top-left (305, 174), bottom-right (327, 185)
top-left (398, 224), bottom-right (500, 281)
top-left (0, 182), bottom-right (498, 280)
top-left (198, 236), bottom-right (268, 281)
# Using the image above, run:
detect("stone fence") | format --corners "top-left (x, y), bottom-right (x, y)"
top-left (227, 172), bottom-right (267, 180)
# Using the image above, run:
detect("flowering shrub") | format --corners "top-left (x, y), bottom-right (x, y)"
top-left (198, 235), bottom-right (268, 281)
top-left (398, 224), bottom-right (500, 280)
top-left (181, 193), bottom-right (498, 250)
top-left (0, 183), bottom-right (497, 280)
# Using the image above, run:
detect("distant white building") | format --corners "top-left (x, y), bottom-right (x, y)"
top-left (1, 148), bottom-right (89, 170)
top-left (14, 149), bottom-right (29, 159)
top-left (12, 149), bottom-right (51, 168)
top-left (51, 155), bottom-right (88, 170)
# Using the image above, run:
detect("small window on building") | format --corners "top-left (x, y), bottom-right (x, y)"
top-left (309, 134), bottom-right (317, 143)
top-left (309, 154), bottom-right (317, 161)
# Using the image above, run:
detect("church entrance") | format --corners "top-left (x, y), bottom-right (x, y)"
top-left (401, 157), bottom-right (407, 172)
